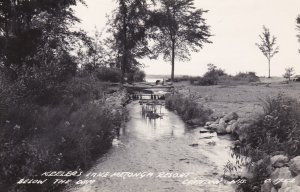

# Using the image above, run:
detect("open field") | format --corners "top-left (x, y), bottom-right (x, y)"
top-left (174, 78), bottom-right (300, 119)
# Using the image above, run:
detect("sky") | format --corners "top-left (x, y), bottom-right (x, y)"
top-left (74, 0), bottom-right (300, 77)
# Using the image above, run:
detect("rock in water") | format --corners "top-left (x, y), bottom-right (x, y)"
top-left (216, 118), bottom-right (227, 134)
top-left (208, 123), bottom-right (219, 131)
top-left (205, 121), bottom-right (214, 127)
top-left (226, 122), bottom-right (238, 133)
top-left (225, 125), bottom-right (232, 133)
top-left (223, 112), bottom-right (239, 123)
top-left (270, 155), bottom-right (289, 168)
top-left (228, 120), bottom-right (237, 125)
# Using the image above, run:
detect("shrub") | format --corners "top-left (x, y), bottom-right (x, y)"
top-left (170, 75), bottom-right (194, 82)
top-left (165, 93), bottom-right (212, 125)
top-left (240, 94), bottom-right (300, 158)
top-left (190, 64), bottom-right (259, 86)
top-left (193, 70), bottom-right (227, 86)
top-left (189, 77), bottom-right (203, 85)
top-left (127, 69), bottom-right (146, 82)
top-left (61, 75), bottom-right (109, 106)
top-left (95, 67), bottom-right (122, 82)
top-left (283, 67), bottom-right (295, 81)
top-left (192, 71), bottom-right (259, 86)
top-left (233, 94), bottom-right (300, 191)
top-left (0, 74), bottom-right (127, 192)
top-left (192, 64), bottom-right (227, 86)
top-left (0, 102), bottom-right (122, 191)
top-left (233, 72), bottom-right (259, 82)
top-left (13, 72), bottom-right (110, 106)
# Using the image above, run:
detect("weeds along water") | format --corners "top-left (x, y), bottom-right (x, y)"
top-left (0, 76), bottom-right (129, 192)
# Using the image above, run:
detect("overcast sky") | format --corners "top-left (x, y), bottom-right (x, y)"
top-left (74, 0), bottom-right (300, 77)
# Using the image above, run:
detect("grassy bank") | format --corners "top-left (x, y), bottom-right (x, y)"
top-left (233, 94), bottom-right (300, 192)
top-left (173, 80), bottom-right (300, 191)
top-left (0, 74), bottom-right (128, 192)
top-left (165, 92), bottom-right (212, 126)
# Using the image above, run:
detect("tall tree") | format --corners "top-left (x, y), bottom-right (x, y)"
top-left (256, 26), bottom-right (279, 78)
top-left (108, 0), bottom-right (155, 82)
top-left (78, 28), bottom-right (106, 72)
top-left (150, 0), bottom-right (211, 82)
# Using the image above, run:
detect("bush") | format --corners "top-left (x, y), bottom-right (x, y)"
top-left (190, 64), bottom-right (259, 86)
top-left (171, 75), bottom-right (193, 82)
top-left (192, 64), bottom-right (227, 86)
top-left (61, 75), bottom-right (109, 106)
top-left (191, 71), bottom-right (259, 86)
top-left (9, 72), bottom-right (110, 106)
top-left (165, 93), bottom-right (212, 125)
top-left (240, 94), bottom-right (300, 158)
top-left (283, 67), bottom-right (295, 81)
top-left (95, 67), bottom-right (122, 82)
top-left (233, 72), bottom-right (259, 82)
top-left (233, 94), bottom-right (300, 191)
top-left (0, 75), bottom-right (127, 192)
top-left (127, 69), bottom-right (146, 82)
top-left (0, 102), bottom-right (121, 191)
top-left (0, 64), bottom-right (76, 106)
top-left (202, 67), bottom-right (227, 85)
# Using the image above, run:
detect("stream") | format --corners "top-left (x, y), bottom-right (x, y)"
top-left (66, 101), bottom-right (235, 192)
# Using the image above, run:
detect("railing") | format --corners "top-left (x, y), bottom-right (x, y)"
top-left (130, 94), bottom-right (165, 100)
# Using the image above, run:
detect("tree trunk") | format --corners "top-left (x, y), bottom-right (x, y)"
top-left (171, 39), bottom-right (175, 82)
top-left (121, 55), bottom-right (126, 84)
top-left (121, 0), bottom-right (127, 84)
top-left (4, 18), bottom-right (9, 65)
top-left (268, 58), bottom-right (271, 78)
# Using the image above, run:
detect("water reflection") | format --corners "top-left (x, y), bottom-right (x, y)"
top-left (68, 99), bottom-right (234, 192)
top-left (121, 101), bottom-right (186, 140)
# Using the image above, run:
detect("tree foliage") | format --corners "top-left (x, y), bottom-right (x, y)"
top-left (198, 63), bottom-right (226, 85)
top-left (256, 26), bottom-right (279, 78)
top-left (0, 0), bottom-right (86, 81)
top-left (150, 0), bottom-right (211, 81)
top-left (107, 0), bottom-right (155, 81)
top-left (78, 28), bottom-right (107, 72)
top-left (297, 15), bottom-right (300, 53)
top-left (283, 67), bottom-right (294, 81)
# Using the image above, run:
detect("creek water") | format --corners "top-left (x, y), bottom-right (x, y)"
top-left (66, 101), bottom-right (235, 192)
